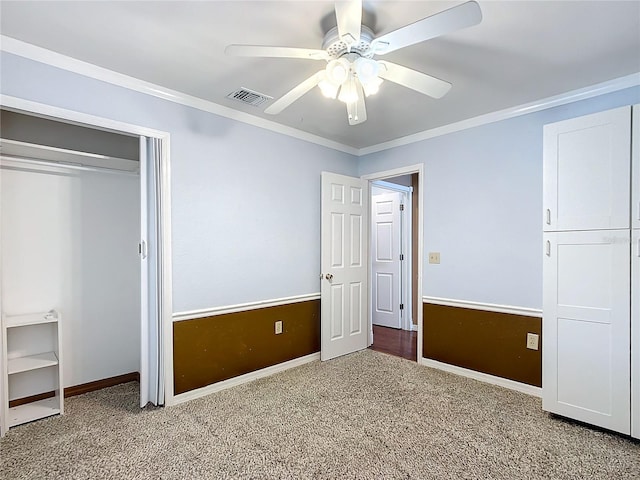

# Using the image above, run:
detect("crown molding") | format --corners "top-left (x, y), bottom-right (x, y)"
top-left (360, 72), bottom-right (640, 155)
top-left (0, 35), bottom-right (359, 156)
top-left (2, 35), bottom-right (638, 158)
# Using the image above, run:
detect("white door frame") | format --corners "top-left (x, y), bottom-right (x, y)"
top-left (0, 94), bottom-right (175, 407)
top-left (371, 181), bottom-right (413, 331)
top-left (363, 164), bottom-right (423, 361)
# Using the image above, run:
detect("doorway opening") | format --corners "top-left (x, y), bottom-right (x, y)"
top-left (364, 166), bottom-right (423, 362)
top-left (369, 177), bottom-right (416, 360)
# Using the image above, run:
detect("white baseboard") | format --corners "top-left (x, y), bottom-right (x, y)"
top-left (171, 353), bottom-right (320, 405)
top-left (420, 357), bottom-right (542, 398)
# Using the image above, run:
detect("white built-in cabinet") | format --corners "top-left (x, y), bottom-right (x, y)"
top-left (632, 106), bottom-right (640, 439)
top-left (1, 311), bottom-right (64, 435)
top-left (543, 105), bottom-right (639, 438)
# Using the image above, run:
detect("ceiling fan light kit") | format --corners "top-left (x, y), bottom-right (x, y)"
top-left (226, 1), bottom-right (482, 125)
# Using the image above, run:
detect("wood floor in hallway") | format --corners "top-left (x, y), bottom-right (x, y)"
top-left (369, 324), bottom-right (417, 361)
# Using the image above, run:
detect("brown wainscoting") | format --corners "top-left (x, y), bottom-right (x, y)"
top-left (423, 303), bottom-right (542, 387)
top-left (8, 372), bottom-right (140, 407)
top-left (173, 299), bottom-right (321, 395)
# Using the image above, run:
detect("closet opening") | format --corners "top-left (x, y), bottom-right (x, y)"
top-left (0, 106), bottom-right (170, 436)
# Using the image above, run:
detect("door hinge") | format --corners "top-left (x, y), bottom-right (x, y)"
top-left (400, 253), bottom-right (404, 261)
top-left (400, 303), bottom-right (404, 310)
top-left (400, 204), bottom-right (405, 211)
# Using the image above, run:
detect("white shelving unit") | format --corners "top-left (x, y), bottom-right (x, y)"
top-left (1, 310), bottom-right (63, 436)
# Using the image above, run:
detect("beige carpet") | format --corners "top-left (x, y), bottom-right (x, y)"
top-left (1, 350), bottom-right (638, 479)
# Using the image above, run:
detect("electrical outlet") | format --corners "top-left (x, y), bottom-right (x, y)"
top-left (526, 333), bottom-right (539, 350)
top-left (428, 252), bottom-right (441, 264)
top-left (275, 320), bottom-right (283, 335)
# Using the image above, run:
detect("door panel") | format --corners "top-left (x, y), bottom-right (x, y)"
top-left (321, 172), bottom-right (368, 361)
top-left (543, 106), bottom-right (631, 231)
top-left (372, 192), bottom-right (401, 329)
top-left (632, 105), bottom-right (640, 230)
top-left (633, 229), bottom-right (640, 439)
top-left (139, 137), bottom-right (149, 408)
top-left (543, 230), bottom-right (630, 434)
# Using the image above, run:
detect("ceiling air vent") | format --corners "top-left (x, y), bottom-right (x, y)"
top-left (226, 88), bottom-right (272, 107)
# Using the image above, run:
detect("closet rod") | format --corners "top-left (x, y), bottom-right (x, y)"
top-left (0, 155), bottom-right (140, 177)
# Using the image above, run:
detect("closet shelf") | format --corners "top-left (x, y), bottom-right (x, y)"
top-left (8, 397), bottom-right (61, 427)
top-left (4, 311), bottom-right (59, 328)
top-left (8, 352), bottom-right (59, 375)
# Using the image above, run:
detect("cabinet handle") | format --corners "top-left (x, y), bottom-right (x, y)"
top-left (637, 238), bottom-right (640, 257)
top-left (545, 209), bottom-right (551, 225)
top-left (546, 240), bottom-right (551, 257)
top-left (139, 240), bottom-right (147, 260)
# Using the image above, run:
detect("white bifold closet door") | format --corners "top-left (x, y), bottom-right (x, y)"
top-left (632, 229), bottom-right (640, 439)
top-left (140, 137), bottom-right (164, 407)
top-left (632, 105), bottom-right (640, 439)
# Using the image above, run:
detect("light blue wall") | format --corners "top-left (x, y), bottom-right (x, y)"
top-left (3, 50), bottom-right (638, 312)
top-left (359, 86), bottom-right (640, 309)
top-left (0, 52), bottom-right (359, 312)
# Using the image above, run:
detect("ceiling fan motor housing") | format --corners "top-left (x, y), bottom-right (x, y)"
top-left (322, 25), bottom-right (376, 59)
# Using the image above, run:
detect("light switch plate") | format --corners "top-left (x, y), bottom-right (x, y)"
top-left (275, 320), bottom-right (283, 335)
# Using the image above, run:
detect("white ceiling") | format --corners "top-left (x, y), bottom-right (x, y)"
top-left (1, 1), bottom-right (639, 149)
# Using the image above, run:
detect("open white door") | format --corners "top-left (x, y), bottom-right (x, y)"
top-left (321, 172), bottom-right (369, 361)
top-left (371, 192), bottom-right (402, 329)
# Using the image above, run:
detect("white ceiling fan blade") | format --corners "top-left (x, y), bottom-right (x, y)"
top-left (372, 1), bottom-right (482, 55)
top-left (347, 81), bottom-right (367, 125)
top-left (264, 71), bottom-right (325, 115)
top-left (225, 45), bottom-right (329, 61)
top-left (335, 0), bottom-right (362, 47)
top-left (378, 61), bottom-right (451, 99)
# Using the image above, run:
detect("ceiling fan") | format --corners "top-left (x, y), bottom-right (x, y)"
top-left (225, 0), bottom-right (482, 125)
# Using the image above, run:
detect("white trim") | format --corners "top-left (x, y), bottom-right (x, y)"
top-left (0, 156), bottom-right (139, 177)
top-left (0, 95), bottom-right (176, 408)
top-left (159, 135), bottom-right (174, 406)
top-left (423, 296), bottom-right (542, 318)
top-left (1, 95), bottom-right (167, 139)
top-left (1, 36), bottom-right (358, 156)
top-left (172, 352), bottom-right (320, 405)
top-left (364, 164), bottom-right (423, 360)
top-left (420, 358), bottom-right (542, 398)
top-left (360, 73), bottom-right (640, 155)
top-left (3, 36), bottom-right (637, 158)
top-left (372, 179), bottom-right (413, 194)
top-left (172, 293), bottom-right (320, 322)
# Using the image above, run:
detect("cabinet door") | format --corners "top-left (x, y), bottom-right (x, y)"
top-left (632, 105), bottom-right (640, 230)
top-left (543, 106), bottom-right (631, 231)
top-left (543, 230), bottom-right (630, 434)
top-left (633, 229), bottom-right (640, 439)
